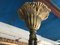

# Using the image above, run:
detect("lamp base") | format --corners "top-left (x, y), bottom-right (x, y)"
top-left (28, 30), bottom-right (37, 45)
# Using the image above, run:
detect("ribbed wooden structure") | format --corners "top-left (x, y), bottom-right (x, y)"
top-left (34, 0), bottom-right (60, 17)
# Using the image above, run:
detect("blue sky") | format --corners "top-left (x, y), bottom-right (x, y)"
top-left (0, 0), bottom-right (60, 41)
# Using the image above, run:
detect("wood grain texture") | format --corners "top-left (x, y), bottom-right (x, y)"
top-left (34, 0), bottom-right (60, 18)
top-left (0, 37), bottom-right (27, 45)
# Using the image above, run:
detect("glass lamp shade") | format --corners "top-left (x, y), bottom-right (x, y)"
top-left (18, 2), bottom-right (51, 31)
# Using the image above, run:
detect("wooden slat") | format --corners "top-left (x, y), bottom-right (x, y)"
top-left (0, 37), bottom-right (27, 45)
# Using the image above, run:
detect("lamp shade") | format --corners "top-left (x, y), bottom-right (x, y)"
top-left (18, 2), bottom-right (51, 30)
